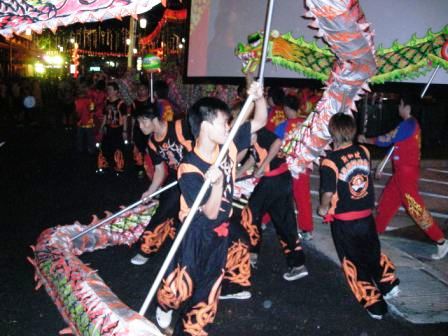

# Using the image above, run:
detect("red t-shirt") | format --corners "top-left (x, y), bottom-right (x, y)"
top-left (265, 105), bottom-right (286, 132)
top-left (75, 97), bottom-right (94, 127)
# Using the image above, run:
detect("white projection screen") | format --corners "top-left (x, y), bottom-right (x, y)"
top-left (186, 0), bottom-right (448, 84)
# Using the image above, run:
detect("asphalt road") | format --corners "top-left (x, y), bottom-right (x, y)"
top-left (1, 125), bottom-right (447, 336)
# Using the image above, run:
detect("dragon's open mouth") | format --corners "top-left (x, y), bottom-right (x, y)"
top-left (238, 51), bottom-right (258, 68)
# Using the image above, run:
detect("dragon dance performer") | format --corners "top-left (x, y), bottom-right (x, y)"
top-left (319, 113), bottom-right (400, 320)
top-left (154, 80), bottom-right (175, 122)
top-left (155, 83), bottom-right (267, 335)
top-left (265, 86), bottom-right (286, 132)
top-left (275, 95), bottom-right (314, 240)
top-left (96, 82), bottom-right (127, 175)
top-left (130, 103), bottom-right (193, 266)
top-left (237, 126), bottom-right (308, 281)
top-left (358, 96), bottom-right (448, 260)
top-left (130, 84), bottom-right (151, 178)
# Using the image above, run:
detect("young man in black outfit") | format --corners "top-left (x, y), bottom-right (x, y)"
top-left (318, 113), bottom-right (400, 320)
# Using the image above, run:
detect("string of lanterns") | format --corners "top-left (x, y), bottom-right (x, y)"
top-left (77, 49), bottom-right (128, 57)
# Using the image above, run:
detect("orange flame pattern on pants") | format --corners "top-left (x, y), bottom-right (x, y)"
top-left (405, 193), bottom-right (433, 231)
top-left (114, 150), bottom-right (124, 172)
top-left (140, 218), bottom-right (176, 255)
top-left (224, 240), bottom-right (251, 287)
top-left (342, 257), bottom-right (381, 308)
top-left (280, 239), bottom-right (302, 255)
top-left (97, 150), bottom-right (109, 169)
top-left (379, 253), bottom-right (397, 285)
top-left (157, 265), bottom-right (194, 310)
top-left (240, 207), bottom-right (260, 247)
top-left (183, 272), bottom-right (224, 336)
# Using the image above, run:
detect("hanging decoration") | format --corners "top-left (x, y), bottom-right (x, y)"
top-left (77, 49), bottom-right (128, 58)
top-left (139, 9), bottom-right (187, 46)
top-left (235, 26), bottom-right (448, 84)
top-left (71, 42), bottom-right (79, 78)
top-left (0, 0), bottom-right (162, 38)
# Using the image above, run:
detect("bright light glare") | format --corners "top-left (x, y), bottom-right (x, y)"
top-left (139, 18), bottom-right (147, 29)
top-left (34, 63), bottom-right (45, 74)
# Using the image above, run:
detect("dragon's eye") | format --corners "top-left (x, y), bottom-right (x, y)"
top-left (248, 33), bottom-right (261, 45)
top-left (250, 39), bottom-right (261, 48)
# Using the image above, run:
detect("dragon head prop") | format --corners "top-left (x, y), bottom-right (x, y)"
top-left (235, 30), bottom-right (278, 74)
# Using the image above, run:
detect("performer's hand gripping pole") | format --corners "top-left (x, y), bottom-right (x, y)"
top-left (70, 181), bottom-right (178, 241)
top-left (138, 0), bottom-right (276, 316)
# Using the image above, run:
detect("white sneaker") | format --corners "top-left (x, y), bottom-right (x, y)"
top-left (130, 253), bottom-right (149, 265)
top-left (283, 265), bottom-right (309, 281)
top-left (219, 291), bottom-right (252, 300)
top-left (156, 306), bottom-right (173, 329)
top-left (249, 253), bottom-right (258, 268)
top-left (383, 285), bottom-right (400, 300)
top-left (299, 231), bottom-right (313, 241)
top-left (431, 240), bottom-right (448, 260)
top-left (367, 310), bottom-right (383, 320)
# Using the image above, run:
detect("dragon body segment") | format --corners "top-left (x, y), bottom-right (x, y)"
top-left (28, 203), bottom-right (164, 336)
top-left (236, 26), bottom-right (448, 84)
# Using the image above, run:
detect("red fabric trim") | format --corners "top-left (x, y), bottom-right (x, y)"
top-left (264, 163), bottom-right (289, 177)
top-left (324, 209), bottom-right (372, 222)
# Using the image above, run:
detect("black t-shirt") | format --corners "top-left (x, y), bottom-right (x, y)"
top-left (104, 98), bottom-right (126, 127)
top-left (320, 144), bottom-right (374, 214)
top-left (131, 98), bottom-right (150, 117)
top-left (253, 127), bottom-right (285, 172)
top-left (178, 122), bottom-right (251, 229)
top-left (148, 118), bottom-right (193, 178)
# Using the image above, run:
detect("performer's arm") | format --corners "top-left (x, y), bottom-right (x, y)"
top-left (318, 192), bottom-right (333, 217)
top-left (142, 162), bottom-right (166, 201)
top-left (255, 138), bottom-right (282, 178)
top-left (237, 148), bottom-right (248, 164)
top-left (358, 119), bottom-right (416, 147)
top-left (248, 82), bottom-right (268, 133)
top-left (318, 159), bottom-right (337, 217)
top-left (202, 166), bottom-right (224, 220)
top-left (236, 155), bottom-right (256, 179)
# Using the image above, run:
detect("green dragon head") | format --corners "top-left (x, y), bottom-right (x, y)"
top-left (235, 31), bottom-right (273, 74)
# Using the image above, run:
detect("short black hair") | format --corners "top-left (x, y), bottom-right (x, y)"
top-left (267, 86), bottom-right (285, 106)
top-left (134, 102), bottom-right (160, 120)
top-left (188, 97), bottom-right (230, 138)
top-left (400, 94), bottom-right (417, 107)
top-left (96, 79), bottom-right (106, 90)
top-left (107, 81), bottom-right (119, 92)
top-left (154, 80), bottom-right (169, 99)
top-left (328, 113), bottom-right (357, 144)
top-left (284, 95), bottom-right (299, 111)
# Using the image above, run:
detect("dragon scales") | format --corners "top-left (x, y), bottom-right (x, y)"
top-left (238, 0), bottom-right (376, 173)
top-left (283, 0), bottom-right (377, 173)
